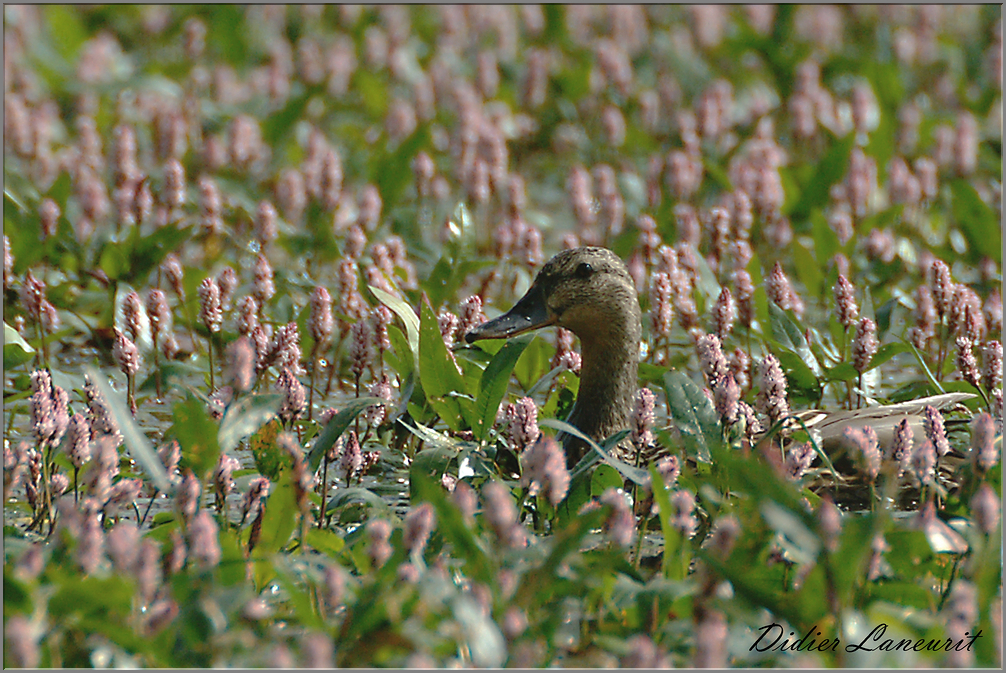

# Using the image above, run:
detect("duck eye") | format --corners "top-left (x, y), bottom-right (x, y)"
top-left (575, 262), bottom-right (594, 279)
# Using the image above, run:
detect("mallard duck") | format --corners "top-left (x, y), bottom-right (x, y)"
top-left (790, 392), bottom-right (975, 455)
top-left (465, 247), bottom-right (977, 469)
top-left (465, 247), bottom-right (642, 467)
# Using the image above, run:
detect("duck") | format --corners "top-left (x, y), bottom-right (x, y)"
top-left (464, 246), bottom-right (977, 470)
top-left (465, 247), bottom-right (642, 468)
top-left (790, 392), bottom-right (975, 456)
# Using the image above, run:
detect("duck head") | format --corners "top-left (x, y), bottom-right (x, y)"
top-left (465, 247), bottom-right (642, 467)
top-left (464, 247), bottom-right (640, 343)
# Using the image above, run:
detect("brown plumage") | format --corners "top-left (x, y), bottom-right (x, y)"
top-left (465, 247), bottom-right (642, 467)
top-left (465, 248), bottom-right (977, 473)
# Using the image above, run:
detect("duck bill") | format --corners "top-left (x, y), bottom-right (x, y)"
top-left (464, 283), bottom-right (555, 343)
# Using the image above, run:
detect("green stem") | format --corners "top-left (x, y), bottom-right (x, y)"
top-left (127, 372), bottom-right (136, 415)
top-left (319, 454), bottom-right (330, 529)
top-left (308, 343), bottom-right (321, 422)
top-left (207, 335), bottom-right (215, 391)
top-left (633, 518), bottom-right (646, 570)
top-left (140, 489), bottom-right (159, 528)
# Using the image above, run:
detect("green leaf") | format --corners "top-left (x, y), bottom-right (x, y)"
top-left (590, 464), bottom-right (624, 497)
top-left (789, 134), bottom-right (855, 222)
top-left (373, 124), bottom-right (430, 209)
top-left (649, 463), bottom-right (680, 579)
top-left (369, 284), bottom-right (419, 362)
top-left (304, 528), bottom-right (346, 557)
top-left (353, 69), bottom-right (389, 118)
top-left (3, 569), bottom-right (31, 614)
top-left (776, 351), bottom-right (821, 396)
top-left (768, 301), bottom-right (824, 377)
top-left (262, 91), bottom-right (312, 145)
top-left (255, 470), bottom-right (299, 555)
top-left (862, 581), bottom-right (937, 611)
top-left (306, 396), bottom-right (385, 474)
top-left (421, 255), bottom-right (495, 311)
top-left (662, 370), bottom-right (721, 464)
top-left (206, 5), bottom-right (249, 67)
top-left (423, 255), bottom-right (455, 309)
top-left (385, 324), bottom-right (414, 380)
top-left (127, 224), bottom-right (193, 284)
top-left (84, 366), bottom-right (171, 492)
top-left (218, 393), bottom-right (282, 454)
top-left (3, 323), bottom-right (34, 370)
top-left (555, 56), bottom-right (591, 100)
top-left (44, 166), bottom-right (73, 208)
top-left (325, 486), bottom-right (392, 516)
top-left (137, 360), bottom-right (210, 394)
top-left (556, 461), bottom-right (594, 525)
top-left (419, 295), bottom-right (474, 431)
top-left (790, 239), bottom-right (823, 299)
top-left (401, 418), bottom-right (467, 451)
top-left (453, 594), bottom-right (506, 668)
top-left (170, 392), bottom-right (222, 479)
top-left (4, 180), bottom-right (33, 216)
top-left (828, 514), bottom-right (877, 600)
top-left (99, 244), bottom-right (129, 281)
top-left (824, 361), bottom-right (858, 383)
top-left (216, 528), bottom-right (247, 587)
top-left (542, 419), bottom-right (647, 485)
top-left (273, 556), bottom-right (324, 630)
top-left (410, 445), bottom-right (460, 486)
top-left (810, 210), bottom-right (840, 268)
top-left (473, 335), bottom-right (532, 443)
top-left (511, 333), bottom-right (553, 392)
top-left (864, 88), bottom-right (898, 170)
top-left (867, 342), bottom-right (910, 371)
top-left (515, 504), bottom-right (607, 606)
top-left (49, 575), bottom-right (134, 622)
top-left (411, 471), bottom-right (493, 585)
top-left (43, 6), bottom-right (87, 62)
top-left (951, 179), bottom-right (1001, 263)
top-left (760, 500), bottom-right (820, 566)
top-left (247, 419), bottom-right (283, 481)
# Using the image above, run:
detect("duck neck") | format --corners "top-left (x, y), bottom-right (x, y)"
top-left (567, 321), bottom-right (640, 448)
